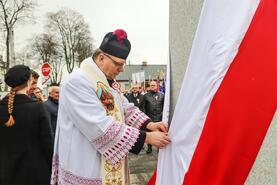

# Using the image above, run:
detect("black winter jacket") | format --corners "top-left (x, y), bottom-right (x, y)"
top-left (0, 94), bottom-right (53, 185)
top-left (44, 96), bottom-right (59, 135)
top-left (144, 91), bottom-right (164, 122)
top-left (125, 92), bottom-right (145, 112)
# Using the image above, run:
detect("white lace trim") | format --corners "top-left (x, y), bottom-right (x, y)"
top-left (91, 122), bottom-right (140, 164)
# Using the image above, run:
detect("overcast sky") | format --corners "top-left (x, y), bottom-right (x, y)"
top-left (14, 0), bottom-right (169, 65)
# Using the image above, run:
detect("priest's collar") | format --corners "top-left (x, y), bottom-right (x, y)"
top-left (107, 79), bottom-right (121, 92)
top-left (107, 79), bottom-right (115, 87)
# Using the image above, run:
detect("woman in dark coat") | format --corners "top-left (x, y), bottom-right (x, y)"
top-left (0, 65), bottom-right (53, 185)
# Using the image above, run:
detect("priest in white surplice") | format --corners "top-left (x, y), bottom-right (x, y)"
top-left (50, 29), bottom-right (171, 185)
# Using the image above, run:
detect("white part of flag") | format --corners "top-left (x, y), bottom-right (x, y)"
top-left (162, 49), bottom-right (171, 123)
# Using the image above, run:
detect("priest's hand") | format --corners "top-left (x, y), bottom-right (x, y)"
top-left (145, 131), bottom-right (171, 149)
top-left (147, 121), bottom-right (168, 133)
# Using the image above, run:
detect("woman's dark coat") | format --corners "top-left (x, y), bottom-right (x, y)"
top-left (0, 94), bottom-right (53, 185)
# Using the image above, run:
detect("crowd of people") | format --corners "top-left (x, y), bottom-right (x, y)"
top-left (0, 29), bottom-right (169, 185)
top-left (125, 81), bottom-right (165, 154)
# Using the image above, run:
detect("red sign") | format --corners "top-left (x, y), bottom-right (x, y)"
top-left (41, 63), bottom-right (51, 77)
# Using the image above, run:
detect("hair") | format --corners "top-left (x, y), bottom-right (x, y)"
top-left (5, 82), bottom-right (28, 127)
top-left (48, 83), bottom-right (59, 94)
top-left (31, 69), bottom-right (40, 79)
top-left (150, 80), bottom-right (157, 86)
top-left (48, 85), bottom-right (59, 95)
top-left (92, 48), bottom-right (103, 61)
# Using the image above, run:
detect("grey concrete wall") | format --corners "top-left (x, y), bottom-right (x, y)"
top-left (169, 0), bottom-right (203, 116)
top-left (246, 114), bottom-right (277, 185)
top-left (169, 0), bottom-right (277, 184)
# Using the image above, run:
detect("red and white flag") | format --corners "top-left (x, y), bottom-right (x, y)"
top-left (149, 0), bottom-right (277, 184)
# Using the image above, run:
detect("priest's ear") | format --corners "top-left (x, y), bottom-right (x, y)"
top-left (97, 53), bottom-right (106, 66)
top-left (99, 53), bottom-right (105, 61)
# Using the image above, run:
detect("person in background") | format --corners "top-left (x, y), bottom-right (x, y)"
top-left (33, 87), bottom-right (45, 102)
top-left (44, 83), bottom-right (59, 136)
top-left (126, 83), bottom-right (145, 112)
top-left (28, 70), bottom-right (40, 100)
top-left (144, 80), bottom-right (165, 154)
top-left (51, 29), bottom-right (170, 185)
top-left (0, 65), bottom-right (53, 185)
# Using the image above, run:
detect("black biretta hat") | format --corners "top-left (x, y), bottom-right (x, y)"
top-left (5, 65), bottom-right (31, 88)
top-left (100, 29), bottom-right (131, 59)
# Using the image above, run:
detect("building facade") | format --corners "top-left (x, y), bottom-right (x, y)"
top-left (116, 63), bottom-right (166, 92)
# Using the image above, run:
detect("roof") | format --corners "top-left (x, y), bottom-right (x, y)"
top-left (116, 64), bottom-right (167, 81)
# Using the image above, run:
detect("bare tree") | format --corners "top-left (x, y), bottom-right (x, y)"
top-left (15, 49), bottom-right (31, 65)
top-left (0, 0), bottom-right (36, 90)
top-left (31, 33), bottom-right (63, 84)
top-left (0, 0), bottom-right (36, 70)
top-left (46, 8), bottom-right (93, 73)
top-left (75, 34), bottom-right (94, 67)
top-left (49, 55), bottom-right (64, 85)
top-left (32, 33), bottom-right (59, 62)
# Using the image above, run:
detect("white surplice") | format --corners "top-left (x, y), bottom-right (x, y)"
top-left (51, 57), bottom-right (149, 185)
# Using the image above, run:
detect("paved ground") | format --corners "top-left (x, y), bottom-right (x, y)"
top-left (129, 147), bottom-right (158, 185)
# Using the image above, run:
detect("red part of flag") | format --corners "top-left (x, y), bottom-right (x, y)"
top-left (183, 0), bottom-right (277, 184)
